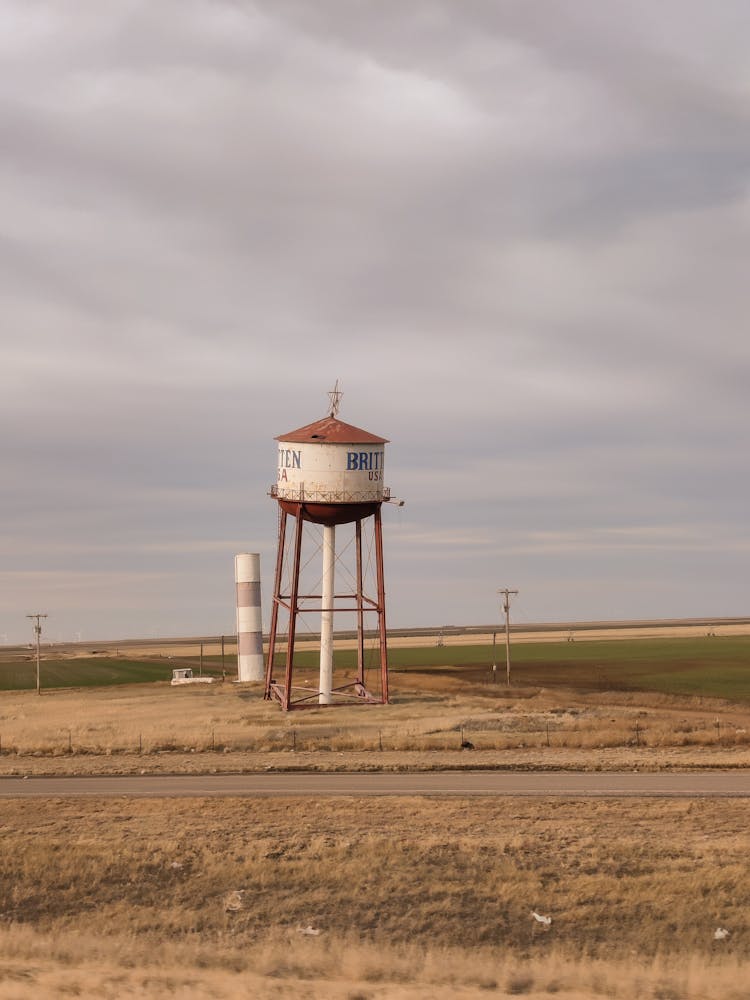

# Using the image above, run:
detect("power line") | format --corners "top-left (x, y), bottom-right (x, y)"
top-left (26, 613), bottom-right (47, 695)
top-left (497, 589), bottom-right (518, 687)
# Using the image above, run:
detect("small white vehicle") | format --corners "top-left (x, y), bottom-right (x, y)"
top-left (170, 667), bottom-right (214, 686)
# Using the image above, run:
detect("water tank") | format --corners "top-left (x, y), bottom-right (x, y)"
top-left (273, 415), bottom-right (389, 525)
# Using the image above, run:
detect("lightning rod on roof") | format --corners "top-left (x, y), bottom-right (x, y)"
top-left (328, 379), bottom-right (343, 418)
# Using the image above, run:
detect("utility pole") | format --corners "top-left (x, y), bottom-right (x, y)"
top-left (26, 614), bottom-right (47, 695)
top-left (497, 589), bottom-right (518, 687)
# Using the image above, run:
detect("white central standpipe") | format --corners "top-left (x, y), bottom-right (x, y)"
top-left (319, 524), bottom-right (335, 705)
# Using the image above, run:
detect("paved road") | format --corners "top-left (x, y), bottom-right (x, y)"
top-left (1, 771), bottom-right (750, 798)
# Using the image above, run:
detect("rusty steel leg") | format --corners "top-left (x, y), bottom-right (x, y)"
top-left (265, 509), bottom-right (287, 700)
top-left (355, 518), bottom-right (365, 686)
top-left (283, 511), bottom-right (304, 711)
top-left (373, 505), bottom-right (389, 704)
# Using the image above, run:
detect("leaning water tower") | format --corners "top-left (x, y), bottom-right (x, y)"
top-left (265, 384), bottom-right (394, 710)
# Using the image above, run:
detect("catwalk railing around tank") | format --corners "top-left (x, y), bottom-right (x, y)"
top-left (269, 484), bottom-right (390, 503)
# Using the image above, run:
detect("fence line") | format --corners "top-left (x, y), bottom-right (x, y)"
top-left (0, 719), bottom-right (748, 757)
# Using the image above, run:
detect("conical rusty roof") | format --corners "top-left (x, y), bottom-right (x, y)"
top-left (275, 415), bottom-right (388, 445)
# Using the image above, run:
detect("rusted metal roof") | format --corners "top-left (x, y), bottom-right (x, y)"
top-left (275, 416), bottom-right (388, 444)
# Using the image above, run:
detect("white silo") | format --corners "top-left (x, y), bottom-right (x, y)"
top-left (234, 553), bottom-right (264, 682)
top-left (266, 385), bottom-right (393, 710)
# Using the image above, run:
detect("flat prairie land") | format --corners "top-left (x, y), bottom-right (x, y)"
top-left (2, 636), bottom-right (750, 997)
top-left (4, 632), bottom-right (750, 698)
top-left (1, 649), bottom-right (750, 772)
top-left (0, 795), bottom-right (749, 998)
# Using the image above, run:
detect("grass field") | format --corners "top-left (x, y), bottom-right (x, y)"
top-left (0, 657), bottom-right (178, 691)
top-left (0, 796), bottom-right (748, 998)
top-left (1, 652), bottom-right (750, 766)
top-left (2, 635), bottom-right (750, 997)
top-left (404, 636), bottom-right (750, 701)
top-left (2, 635), bottom-right (750, 701)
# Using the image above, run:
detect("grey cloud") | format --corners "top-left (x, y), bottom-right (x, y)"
top-left (2, 1), bottom-right (749, 640)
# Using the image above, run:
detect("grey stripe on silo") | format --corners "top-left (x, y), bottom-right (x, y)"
top-left (237, 581), bottom-right (261, 605)
top-left (235, 553), bottom-right (264, 682)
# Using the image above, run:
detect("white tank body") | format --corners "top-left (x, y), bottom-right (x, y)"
top-left (276, 440), bottom-right (386, 503)
top-left (274, 416), bottom-right (388, 505)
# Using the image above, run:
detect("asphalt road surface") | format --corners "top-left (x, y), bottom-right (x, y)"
top-left (1, 771), bottom-right (750, 798)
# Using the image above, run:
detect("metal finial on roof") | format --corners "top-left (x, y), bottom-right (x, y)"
top-left (327, 379), bottom-right (343, 418)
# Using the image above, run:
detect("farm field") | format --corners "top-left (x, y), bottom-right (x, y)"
top-left (1, 635), bottom-right (750, 771)
top-left (3, 634), bottom-right (750, 700)
top-left (1, 636), bottom-right (750, 770)
top-left (1, 631), bottom-right (749, 997)
top-left (0, 657), bottom-right (171, 691)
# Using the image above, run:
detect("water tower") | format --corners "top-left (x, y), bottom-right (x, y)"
top-left (265, 384), bottom-right (393, 709)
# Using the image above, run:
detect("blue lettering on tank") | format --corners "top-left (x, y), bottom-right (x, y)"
top-left (278, 448), bottom-right (302, 469)
top-left (346, 450), bottom-right (384, 472)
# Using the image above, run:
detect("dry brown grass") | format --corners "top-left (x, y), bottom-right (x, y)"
top-left (0, 927), bottom-right (749, 998)
top-left (0, 796), bottom-right (749, 996)
top-left (2, 670), bottom-right (750, 995)
top-left (1, 671), bottom-right (750, 773)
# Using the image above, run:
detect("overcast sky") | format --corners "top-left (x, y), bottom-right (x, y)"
top-left (3, 1), bottom-right (749, 643)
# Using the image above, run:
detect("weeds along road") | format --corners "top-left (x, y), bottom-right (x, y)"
top-left (1, 771), bottom-right (750, 798)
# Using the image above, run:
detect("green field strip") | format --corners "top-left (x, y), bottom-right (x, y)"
top-left (2, 636), bottom-right (749, 698)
